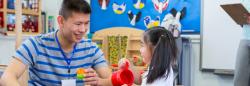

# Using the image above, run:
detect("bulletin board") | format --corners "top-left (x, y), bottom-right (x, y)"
top-left (90, 0), bottom-right (200, 34)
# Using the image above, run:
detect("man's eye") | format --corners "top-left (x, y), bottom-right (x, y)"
top-left (75, 23), bottom-right (81, 26)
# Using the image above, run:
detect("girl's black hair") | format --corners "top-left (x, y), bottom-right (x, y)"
top-left (143, 26), bottom-right (178, 83)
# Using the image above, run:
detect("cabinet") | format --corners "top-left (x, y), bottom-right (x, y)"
top-left (0, 0), bottom-right (41, 36)
top-left (92, 27), bottom-right (147, 71)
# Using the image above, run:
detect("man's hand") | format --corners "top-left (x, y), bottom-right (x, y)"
top-left (84, 68), bottom-right (99, 86)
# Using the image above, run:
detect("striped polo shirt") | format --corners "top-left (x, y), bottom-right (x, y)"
top-left (15, 30), bottom-right (108, 86)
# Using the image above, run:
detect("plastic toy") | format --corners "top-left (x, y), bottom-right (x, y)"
top-left (76, 68), bottom-right (86, 80)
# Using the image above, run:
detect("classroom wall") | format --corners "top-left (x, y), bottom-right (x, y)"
top-left (0, 0), bottom-right (234, 86)
top-left (190, 39), bottom-right (234, 86)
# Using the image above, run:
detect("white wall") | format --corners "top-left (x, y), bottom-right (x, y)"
top-left (191, 40), bottom-right (234, 86)
top-left (0, 37), bottom-right (16, 65)
top-left (202, 0), bottom-right (242, 70)
top-left (41, 0), bottom-right (62, 30)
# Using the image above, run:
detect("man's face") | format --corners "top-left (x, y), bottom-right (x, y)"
top-left (59, 12), bottom-right (90, 43)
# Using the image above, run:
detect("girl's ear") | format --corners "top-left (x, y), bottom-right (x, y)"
top-left (180, 7), bottom-right (187, 20)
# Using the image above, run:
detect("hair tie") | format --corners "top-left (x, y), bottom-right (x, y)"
top-left (161, 35), bottom-right (166, 38)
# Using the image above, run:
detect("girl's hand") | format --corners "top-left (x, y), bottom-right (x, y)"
top-left (118, 58), bottom-right (131, 69)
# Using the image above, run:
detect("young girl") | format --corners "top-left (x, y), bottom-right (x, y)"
top-left (85, 26), bottom-right (178, 86)
top-left (139, 26), bottom-right (178, 86)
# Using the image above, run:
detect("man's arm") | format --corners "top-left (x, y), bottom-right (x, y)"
top-left (96, 67), bottom-right (112, 86)
top-left (95, 66), bottom-right (112, 78)
top-left (1, 58), bottom-right (27, 86)
top-left (84, 67), bottom-right (113, 86)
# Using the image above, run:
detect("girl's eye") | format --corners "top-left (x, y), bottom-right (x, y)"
top-left (140, 43), bottom-right (144, 47)
top-left (140, 41), bottom-right (144, 47)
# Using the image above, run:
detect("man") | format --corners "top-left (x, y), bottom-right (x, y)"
top-left (0, 0), bottom-right (111, 86)
top-left (234, 0), bottom-right (250, 86)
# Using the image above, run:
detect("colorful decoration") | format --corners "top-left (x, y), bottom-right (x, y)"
top-left (132, 55), bottom-right (145, 66)
top-left (0, 12), bottom-right (4, 28)
top-left (108, 35), bottom-right (128, 65)
top-left (161, 7), bottom-right (186, 38)
top-left (144, 16), bottom-right (160, 29)
top-left (98, 0), bottom-right (110, 10)
top-left (48, 16), bottom-right (55, 33)
top-left (91, 0), bottom-right (201, 34)
top-left (108, 36), bottom-right (119, 65)
top-left (152, 0), bottom-right (169, 14)
top-left (0, 0), bottom-right (3, 8)
top-left (76, 68), bottom-right (86, 80)
top-left (128, 11), bottom-right (142, 26)
top-left (113, 2), bottom-right (126, 14)
top-left (133, 0), bottom-right (146, 9)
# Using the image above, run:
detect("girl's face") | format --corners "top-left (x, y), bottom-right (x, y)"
top-left (140, 39), bottom-right (152, 64)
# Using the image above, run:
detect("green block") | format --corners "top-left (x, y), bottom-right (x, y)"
top-left (77, 74), bottom-right (85, 80)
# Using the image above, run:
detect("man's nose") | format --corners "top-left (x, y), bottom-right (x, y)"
top-left (78, 25), bottom-right (86, 33)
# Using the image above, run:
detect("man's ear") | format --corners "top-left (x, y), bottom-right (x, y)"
top-left (57, 15), bottom-right (64, 28)
top-left (180, 7), bottom-right (186, 20)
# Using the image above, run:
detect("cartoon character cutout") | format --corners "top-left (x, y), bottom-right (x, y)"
top-left (144, 16), bottom-right (160, 29)
top-left (152, 0), bottom-right (169, 14)
top-left (133, 0), bottom-right (146, 9)
top-left (128, 11), bottom-right (142, 26)
top-left (113, 2), bottom-right (126, 14)
top-left (98, 0), bottom-right (110, 10)
top-left (161, 7), bottom-right (186, 38)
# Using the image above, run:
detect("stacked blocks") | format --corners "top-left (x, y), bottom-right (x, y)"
top-left (76, 68), bottom-right (86, 80)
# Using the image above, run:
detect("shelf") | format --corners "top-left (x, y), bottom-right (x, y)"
top-left (92, 38), bottom-right (103, 41)
top-left (130, 36), bottom-right (141, 41)
top-left (7, 31), bottom-right (40, 36)
top-left (110, 66), bottom-right (147, 71)
top-left (0, 65), bottom-right (7, 67)
top-left (7, 9), bottom-right (39, 15)
top-left (128, 49), bottom-right (140, 51)
top-left (1, 0), bottom-right (42, 36)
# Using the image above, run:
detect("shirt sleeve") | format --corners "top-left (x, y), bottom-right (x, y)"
top-left (14, 37), bottom-right (38, 66)
top-left (91, 43), bottom-right (108, 69)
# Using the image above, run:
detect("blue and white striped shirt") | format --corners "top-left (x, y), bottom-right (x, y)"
top-left (15, 31), bottom-right (108, 86)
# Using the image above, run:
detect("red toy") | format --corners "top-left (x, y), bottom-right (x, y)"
top-left (111, 61), bottom-right (134, 86)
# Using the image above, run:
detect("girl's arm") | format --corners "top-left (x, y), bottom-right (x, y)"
top-left (131, 66), bottom-right (142, 85)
